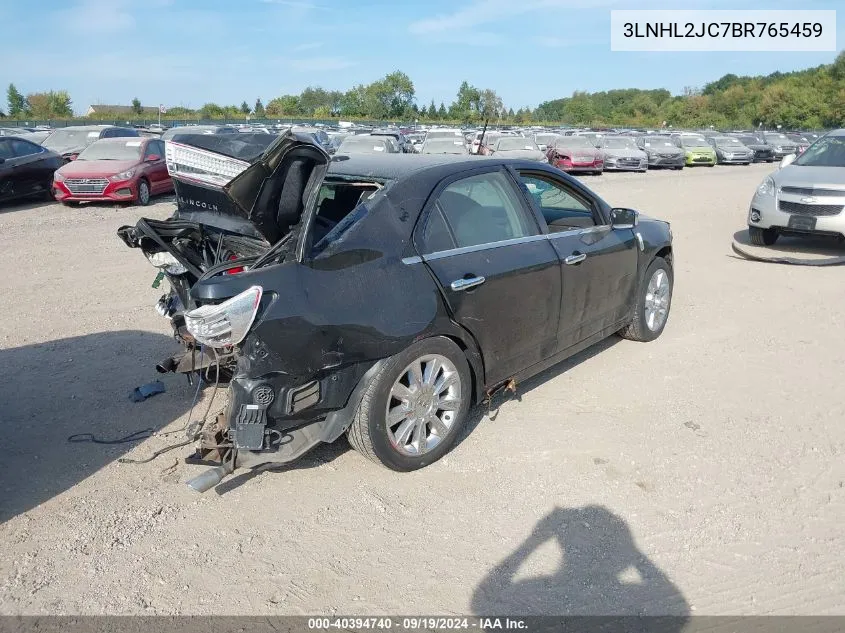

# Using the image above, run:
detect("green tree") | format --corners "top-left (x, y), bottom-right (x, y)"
top-left (24, 91), bottom-right (72, 118)
top-left (199, 103), bottom-right (226, 119)
top-left (7, 83), bottom-right (26, 117)
top-left (131, 97), bottom-right (142, 115)
top-left (254, 98), bottom-right (265, 118)
top-left (48, 90), bottom-right (73, 117)
top-left (240, 100), bottom-right (251, 115)
top-left (478, 88), bottom-right (503, 120)
top-left (450, 81), bottom-right (481, 122)
top-left (438, 102), bottom-right (447, 119)
top-left (266, 95), bottom-right (301, 117)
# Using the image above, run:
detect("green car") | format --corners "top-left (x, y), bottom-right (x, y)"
top-left (677, 135), bottom-right (717, 166)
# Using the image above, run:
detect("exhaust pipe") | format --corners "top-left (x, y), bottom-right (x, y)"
top-left (186, 463), bottom-right (234, 494)
top-left (156, 356), bottom-right (178, 374)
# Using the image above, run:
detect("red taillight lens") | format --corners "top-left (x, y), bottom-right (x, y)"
top-left (224, 254), bottom-right (244, 275)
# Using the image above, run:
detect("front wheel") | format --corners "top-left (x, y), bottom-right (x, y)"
top-left (618, 257), bottom-right (673, 343)
top-left (748, 226), bottom-right (778, 246)
top-left (136, 179), bottom-right (151, 206)
top-left (347, 337), bottom-right (471, 471)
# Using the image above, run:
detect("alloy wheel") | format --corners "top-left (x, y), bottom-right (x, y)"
top-left (644, 269), bottom-right (671, 332)
top-left (385, 354), bottom-right (462, 456)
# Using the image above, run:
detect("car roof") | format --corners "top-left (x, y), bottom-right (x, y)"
top-left (51, 125), bottom-right (118, 131)
top-left (91, 136), bottom-right (149, 143)
top-left (328, 153), bottom-right (511, 180)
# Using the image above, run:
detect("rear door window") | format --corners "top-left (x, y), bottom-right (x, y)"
top-left (10, 139), bottom-right (43, 157)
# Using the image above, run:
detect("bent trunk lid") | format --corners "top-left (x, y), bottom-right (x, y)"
top-left (166, 130), bottom-right (330, 243)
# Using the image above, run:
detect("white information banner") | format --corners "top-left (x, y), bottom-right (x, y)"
top-left (610, 10), bottom-right (837, 52)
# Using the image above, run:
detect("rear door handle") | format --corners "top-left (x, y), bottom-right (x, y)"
top-left (564, 253), bottom-right (587, 265)
top-left (450, 276), bottom-right (486, 291)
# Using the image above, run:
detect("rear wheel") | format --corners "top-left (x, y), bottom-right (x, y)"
top-left (136, 179), bottom-right (151, 206)
top-left (347, 337), bottom-right (471, 471)
top-left (748, 226), bottom-right (778, 246)
top-left (618, 257), bottom-right (673, 343)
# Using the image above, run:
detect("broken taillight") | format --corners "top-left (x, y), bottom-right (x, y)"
top-left (184, 286), bottom-right (263, 348)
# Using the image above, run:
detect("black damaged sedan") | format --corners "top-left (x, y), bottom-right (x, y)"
top-left (119, 131), bottom-right (673, 491)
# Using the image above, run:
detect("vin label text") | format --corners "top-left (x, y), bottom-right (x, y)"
top-left (610, 10), bottom-right (836, 51)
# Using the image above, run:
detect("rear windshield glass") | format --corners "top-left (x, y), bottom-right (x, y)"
top-left (553, 136), bottom-right (592, 148)
top-left (602, 137), bottom-right (637, 149)
top-left (640, 137), bottom-right (676, 148)
top-left (496, 138), bottom-right (539, 151)
top-left (77, 140), bottom-right (143, 160)
top-left (338, 136), bottom-right (390, 153)
top-left (43, 129), bottom-right (99, 149)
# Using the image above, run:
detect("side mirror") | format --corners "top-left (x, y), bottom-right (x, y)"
top-left (146, 154), bottom-right (161, 162)
top-left (779, 153), bottom-right (797, 168)
top-left (0, 157), bottom-right (5, 164)
top-left (610, 207), bottom-right (639, 229)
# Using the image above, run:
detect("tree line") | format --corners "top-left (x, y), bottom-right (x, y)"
top-left (3, 84), bottom-right (73, 119)
top-left (3, 52), bottom-right (843, 128)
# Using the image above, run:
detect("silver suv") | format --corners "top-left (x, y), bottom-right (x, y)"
top-left (748, 130), bottom-right (845, 245)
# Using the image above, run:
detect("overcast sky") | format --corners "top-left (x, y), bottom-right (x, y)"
top-left (2, 0), bottom-right (842, 114)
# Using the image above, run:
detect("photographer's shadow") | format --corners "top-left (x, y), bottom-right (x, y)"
top-left (471, 506), bottom-right (690, 620)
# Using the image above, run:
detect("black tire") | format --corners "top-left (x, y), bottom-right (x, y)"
top-left (707, 163), bottom-right (715, 167)
top-left (347, 337), bottom-right (472, 471)
top-left (748, 226), bottom-right (778, 246)
top-left (618, 257), bottom-right (673, 343)
top-left (136, 178), bottom-right (151, 206)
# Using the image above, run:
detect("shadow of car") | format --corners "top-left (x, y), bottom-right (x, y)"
top-left (0, 330), bottom-right (195, 523)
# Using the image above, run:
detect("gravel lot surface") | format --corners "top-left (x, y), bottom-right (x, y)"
top-left (1, 163), bottom-right (843, 616)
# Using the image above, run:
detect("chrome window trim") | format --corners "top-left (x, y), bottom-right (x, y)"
top-left (402, 227), bottom-right (594, 265)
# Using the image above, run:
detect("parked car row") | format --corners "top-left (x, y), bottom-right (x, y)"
top-left (0, 124), bottom-right (171, 207)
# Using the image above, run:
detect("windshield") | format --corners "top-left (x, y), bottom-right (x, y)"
top-left (640, 137), bottom-right (676, 148)
top-left (77, 140), bottom-right (144, 161)
top-left (496, 138), bottom-right (539, 151)
top-left (793, 135), bottom-right (845, 167)
top-left (553, 136), bottom-right (592, 149)
top-left (602, 137), bottom-right (637, 150)
top-left (680, 136), bottom-right (708, 148)
top-left (339, 136), bottom-right (390, 153)
top-left (426, 130), bottom-right (463, 140)
top-left (766, 133), bottom-right (790, 142)
top-left (43, 129), bottom-right (100, 149)
top-left (422, 139), bottom-right (467, 154)
top-left (736, 136), bottom-right (758, 145)
top-left (534, 134), bottom-right (558, 144)
top-left (715, 137), bottom-right (743, 146)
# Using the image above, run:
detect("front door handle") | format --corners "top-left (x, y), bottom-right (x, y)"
top-left (564, 253), bottom-right (587, 265)
top-left (450, 276), bottom-right (486, 291)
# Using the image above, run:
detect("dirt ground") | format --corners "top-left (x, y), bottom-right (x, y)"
top-left (1, 163), bottom-right (843, 616)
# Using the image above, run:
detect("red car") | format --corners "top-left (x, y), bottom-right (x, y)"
top-left (53, 137), bottom-right (172, 206)
top-left (545, 135), bottom-right (604, 175)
